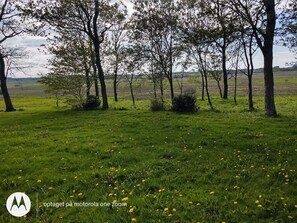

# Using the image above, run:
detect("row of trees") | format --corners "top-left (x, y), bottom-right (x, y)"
top-left (0, 0), bottom-right (296, 116)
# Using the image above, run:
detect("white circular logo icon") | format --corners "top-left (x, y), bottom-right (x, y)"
top-left (6, 192), bottom-right (31, 217)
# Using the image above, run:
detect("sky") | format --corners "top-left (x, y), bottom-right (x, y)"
top-left (4, 0), bottom-right (296, 78)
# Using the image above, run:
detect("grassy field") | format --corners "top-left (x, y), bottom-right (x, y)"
top-left (0, 73), bottom-right (297, 222)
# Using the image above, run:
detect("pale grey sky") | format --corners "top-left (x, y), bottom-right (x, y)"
top-left (5, 0), bottom-right (296, 77)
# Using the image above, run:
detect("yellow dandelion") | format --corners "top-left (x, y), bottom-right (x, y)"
top-left (49, 187), bottom-right (53, 190)
top-left (78, 193), bottom-right (83, 196)
top-left (108, 193), bottom-right (113, 197)
top-left (288, 216), bottom-right (293, 219)
top-left (233, 201), bottom-right (238, 205)
top-left (164, 207), bottom-right (169, 212)
top-left (255, 200), bottom-right (260, 204)
top-left (96, 183), bottom-right (99, 187)
top-left (179, 194), bottom-right (183, 197)
top-left (168, 214), bottom-right (172, 217)
top-left (37, 179), bottom-right (42, 183)
top-left (129, 191), bottom-right (133, 196)
top-left (172, 208), bottom-right (177, 212)
top-left (189, 201), bottom-right (193, 205)
top-left (131, 217), bottom-right (137, 222)
top-left (112, 200), bottom-right (117, 203)
top-left (259, 195), bottom-right (262, 198)
top-left (257, 204), bottom-right (263, 208)
top-left (18, 176), bottom-right (22, 179)
top-left (281, 197), bottom-right (285, 200)
top-left (129, 207), bottom-right (134, 213)
top-left (70, 195), bottom-right (74, 198)
top-left (210, 191), bottom-right (215, 195)
top-left (122, 197), bottom-right (129, 202)
top-left (294, 204), bottom-right (297, 208)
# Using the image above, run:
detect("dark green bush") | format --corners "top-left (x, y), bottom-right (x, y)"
top-left (150, 99), bottom-right (165, 111)
top-left (82, 95), bottom-right (100, 110)
top-left (172, 94), bottom-right (197, 112)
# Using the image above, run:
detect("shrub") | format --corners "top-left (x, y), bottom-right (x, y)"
top-left (150, 99), bottom-right (165, 111)
top-left (172, 94), bottom-right (197, 112)
top-left (82, 95), bottom-right (100, 110)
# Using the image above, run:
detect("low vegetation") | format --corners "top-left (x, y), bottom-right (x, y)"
top-left (0, 94), bottom-right (296, 222)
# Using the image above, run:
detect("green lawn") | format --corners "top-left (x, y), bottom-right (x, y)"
top-left (0, 95), bottom-right (297, 222)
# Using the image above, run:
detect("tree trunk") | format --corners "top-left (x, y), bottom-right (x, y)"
top-left (0, 53), bottom-right (15, 112)
top-left (201, 73), bottom-right (205, 100)
top-left (263, 49), bottom-right (276, 116)
top-left (234, 73), bottom-right (237, 105)
top-left (222, 46), bottom-right (228, 99)
top-left (248, 75), bottom-right (254, 111)
top-left (168, 76), bottom-right (174, 101)
top-left (160, 78), bottom-right (164, 101)
top-left (204, 72), bottom-right (213, 110)
top-left (93, 0), bottom-right (108, 110)
top-left (216, 80), bottom-right (222, 98)
top-left (85, 67), bottom-right (91, 97)
top-left (113, 58), bottom-right (119, 102)
top-left (129, 82), bottom-right (135, 107)
top-left (153, 79), bottom-right (157, 99)
top-left (263, 0), bottom-right (277, 116)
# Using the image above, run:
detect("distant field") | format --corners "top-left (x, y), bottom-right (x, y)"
top-left (5, 71), bottom-right (297, 100)
top-left (0, 72), bottom-right (297, 222)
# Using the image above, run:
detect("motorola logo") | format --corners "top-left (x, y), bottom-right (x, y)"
top-left (6, 192), bottom-right (31, 217)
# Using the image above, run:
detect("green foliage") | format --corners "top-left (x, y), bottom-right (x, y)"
top-left (0, 96), bottom-right (297, 222)
top-left (172, 94), bottom-right (197, 112)
top-left (150, 98), bottom-right (165, 111)
top-left (82, 95), bottom-right (100, 110)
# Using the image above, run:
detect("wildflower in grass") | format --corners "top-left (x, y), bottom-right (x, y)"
top-left (49, 187), bottom-right (53, 190)
top-left (255, 200), bottom-right (260, 204)
top-left (164, 208), bottom-right (169, 212)
top-left (179, 194), bottom-right (183, 197)
top-left (288, 216), bottom-right (293, 220)
top-left (257, 204), bottom-right (263, 208)
top-left (233, 201), bottom-right (238, 205)
top-left (189, 201), bottom-right (193, 205)
top-left (142, 179), bottom-right (146, 183)
top-left (74, 176), bottom-right (78, 179)
top-left (108, 193), bottom-right (113, 197)
top-left (78, 193), bottom-right (83, 196)
top-left (172, 208), bottom-right (176, 212)
top-left (168, 214), bottom-right (172, 217)
top-left (131, 217), bottom-right (137, 222)
top-left (259, 195), bottom-right (262, 198)
top-left (70, 195), bottom-right (74, 198)
top-left (18, 176), bottom-right (22, 179)
top-left (129, 192), bottom-right (133, 196)
top-left (112, 200), bottom-right (117, 203)
top-left (294, 205), bottom-right (297, 208)
top-left (129, 207), bottom-right (134, 213)
top-left (37, 179), bottom-right (42, 183)
top-left (122, 197), bottom-right (129, 202)
top-left (210, 191), bottom-right (215, 195)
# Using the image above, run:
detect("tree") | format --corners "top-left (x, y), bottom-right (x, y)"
top-left (279, 0), bottom-right (297, 56)
top-left (0, 0), bottom-right (22, 112)
top-left (130, 0), bottom-right (181, 102)
top-left (122, 47), bottom-right (143, 107)
top-left (205, 0), bottom-right (236, 99)
top-left (25, 0), bottom-right (125, 110)
top-left (104, 8), bottom-right (127, 102)
top-left (229, 0), bottom-right (277, 116)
